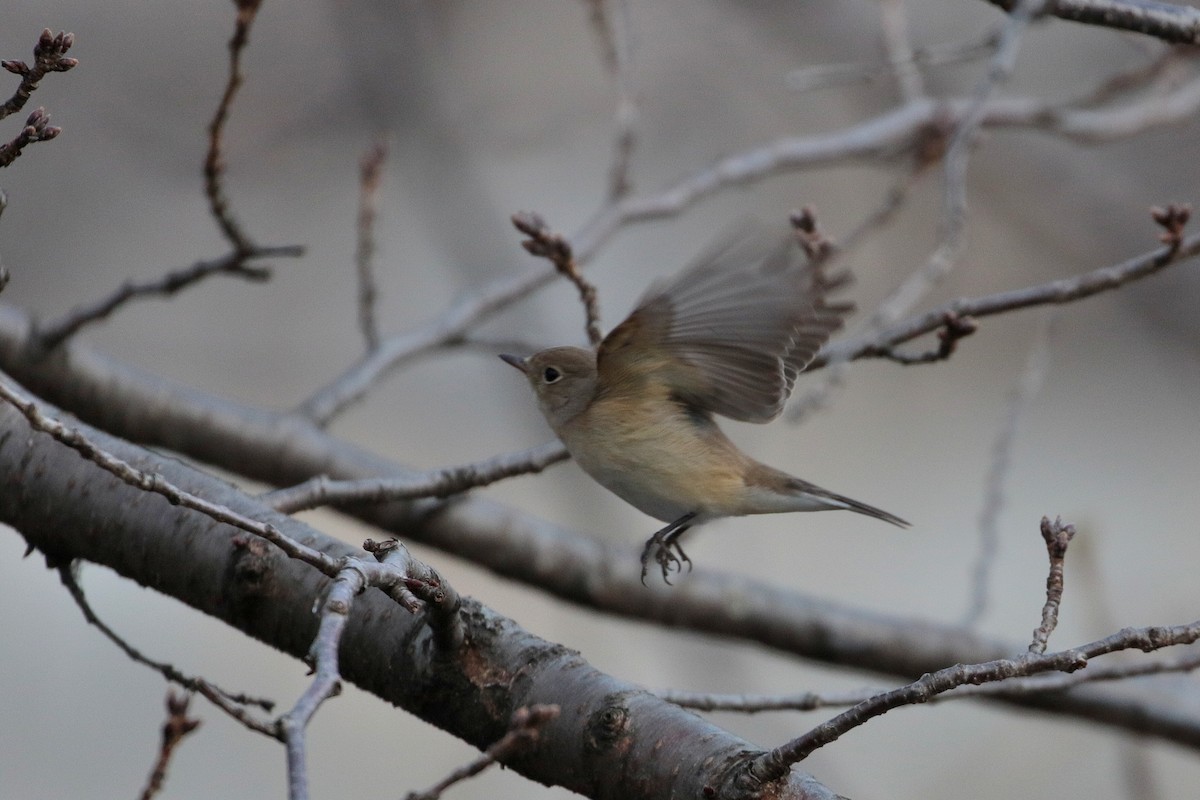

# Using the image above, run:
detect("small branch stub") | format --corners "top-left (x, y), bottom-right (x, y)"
top-left (879, 311), bottom-right (979, 365)
top-left (1151, 203), bottom-right (1190, 251)
top-left (512, 211), bottom-right (603, 347)
top-left (1030, 515), bottom-right (1076, 654)
top-left (1, 29), bottom-right (78, 121)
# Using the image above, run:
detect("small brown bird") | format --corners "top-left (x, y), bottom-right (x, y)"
top-left (502, 228), bottom-right (907, 582)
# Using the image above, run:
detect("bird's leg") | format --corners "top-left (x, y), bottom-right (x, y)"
top-left (640, 512), bottom-right (697, 585)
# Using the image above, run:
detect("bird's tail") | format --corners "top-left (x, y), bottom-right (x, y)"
top-left (781, 474), bottom-right (909, 528)
top-left (818, 487), bottom-right (909, 528)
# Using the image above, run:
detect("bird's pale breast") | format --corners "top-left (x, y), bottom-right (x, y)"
top-left (556, 389), bottom-right (748, 522)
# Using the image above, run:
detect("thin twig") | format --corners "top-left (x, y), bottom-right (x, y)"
top-left (296, 70), bottom-right (1200, 424)
top-left (879, 0), bottom-right (926, 102)
top-left (1030, 516), bottom-right (1077, 654)
top-left (56, 565), bottom-right (278, 736)
top-left (587, 0), bottom-right (639, 200)
top-left (661, 648), bottom-right (1200, 713)
top-left (751, 619), bottom-right (1200, 778)
top-left (403, 705), bottom-right (560, 800)
top-left (660, 687), bottom-right (888, 713)
top-left (942, 0), bottom-right (1042, 239)
top-left (262, 441), bottom-right (567, 514)
top-left (784, 29), bottom-right (1000, 93)
top-left (963, 312), bottom-right (1058, 626)
top-left (0, 29), bottom-right (77, 120)
top-left (1073, 44), bottom-right (1183, 108)
top-left (0, 106), bottom-right (62, 168)
top-left (355, 136), bottom-right (388, 353)
top-left (203, 0), bottom-right (262, 253)
top-left (872, 0), bottom-right (1039, 350)
top-left (32, 246), bottom-right (301, 351)
top-left (872, 311), bottom-right (979, 364)
top-left (787, 164), bottom-right (932, 423)
top-left (279, 563), bottom-right (365, 800)
top-left (817, 225), bottom-right (1200, 368)
top-left (138, 691), bottom-right (202, 800)
top-left (512, 211), bottom-right (603, 347)
top-left (0, 373), bottom-right (340, 575)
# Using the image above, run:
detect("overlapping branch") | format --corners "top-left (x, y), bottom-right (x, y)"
top-left (0, 391), bottom-right (839, 800)
top-left (296, 64), bottom-right (1200, 424)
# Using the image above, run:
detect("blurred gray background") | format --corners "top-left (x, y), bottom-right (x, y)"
top-left (2, 1), bottom-right (1199, 798)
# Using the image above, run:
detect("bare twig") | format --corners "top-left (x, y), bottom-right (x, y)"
top-left (788, 207), bottom-right (836, 264)
top-left (935, 0), bottom-right (1041, 300)
top-left (1030, 516), bottom-right (1077, 654)
top-left (355, 137), bottom-right (388, 353)
top-left (25, 5), bottom-right (301, 351)
top-left (879, 0), bottom-right (926, 102)
top-left (279, 562), bottom-right (365, 800)
top-left (838, 162), bottom-right (931, 254)
top-left (404, 705), bottom-right (560, 800)
top-left (56, 564), bottom-right (278, 736)
top-left (587, 0), bottom-right (639, 200)
top-left (662, 648), bottom-right (1200, 713)
top-left (872, 311), bottom-right (979, 364)
top-left (138, 691), bottom-right (202, 800)
top-left (817, 225), bottom-right (1200, 368)
top-left (784, 30), bottom-right (1000, 93)
top-left (296, 71), bottom-right (1200, 423)
top-left (963, 312), bottom-right (1057, 626)
top-left (262, 441), bottom-right (567, 514)
top-left (512, 211), bottom-right (603, 346)
top-left (32, 246), bottom-right (301, 351)
top-left (750, 619), bottom-right (1200, 778)
top-left (786, 164), bottom-right (932, 423)
top-left (983, 0), bottom-right (1200, 44)
top-left (203, 0), bottom-right (262, 253)
top-left (1151, 202), bottom-right (1191, 249)
top-left (1074, 45), bottom-right (1183, 108)
top-left (660, 687), bottom-right (888, 713)
top-left (0, 373), bottom-right (340, 575)
top-left (296, 259), bottom-right (558, 423)
top-left (0, 106), bottom-right (62, 168)
top-left (0, 29), bottom-right (77, 120)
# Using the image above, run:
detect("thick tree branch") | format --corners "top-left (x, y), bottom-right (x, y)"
top-left (1, 305), bottom-right (1198, 749)
top-left (0, 392), bottom-right (838, 800)
top-left (984, 0), bottom-right (1200, 43)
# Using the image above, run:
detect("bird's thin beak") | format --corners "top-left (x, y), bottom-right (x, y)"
top-left (499, 353), bottom-right (528, 373)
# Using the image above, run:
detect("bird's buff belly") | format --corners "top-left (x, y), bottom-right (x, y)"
top-left (559, 423), bottom-right (744, 523)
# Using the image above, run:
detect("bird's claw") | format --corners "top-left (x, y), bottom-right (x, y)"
top-left (640, 534), bottom-right (692, 586)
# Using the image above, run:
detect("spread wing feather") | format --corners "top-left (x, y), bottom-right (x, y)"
top-left (597, 226), bottom-right (853, 423)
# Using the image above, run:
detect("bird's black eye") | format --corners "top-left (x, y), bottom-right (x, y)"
top-left (542, 366), bottom-right (561, 384)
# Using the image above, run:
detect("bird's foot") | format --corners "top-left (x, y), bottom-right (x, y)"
top-left (640, 533), bottom-right (692, 586)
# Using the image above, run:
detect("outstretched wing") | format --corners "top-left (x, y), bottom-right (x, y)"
top-left (597, 226), bottom-right (853, 423)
